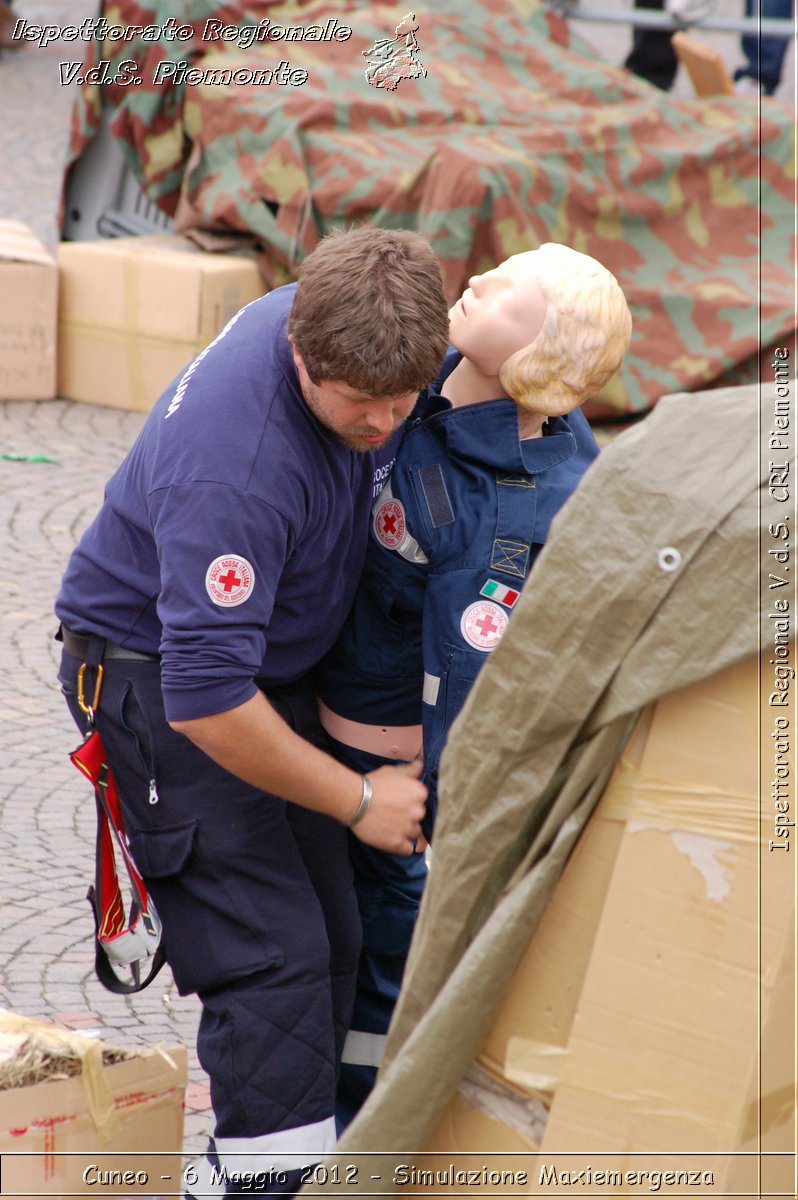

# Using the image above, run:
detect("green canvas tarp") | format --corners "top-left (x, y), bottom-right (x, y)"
top-left (297, 381), bottom-right (787, 1191)
top-left (66, 2), bottom-right (795, 415)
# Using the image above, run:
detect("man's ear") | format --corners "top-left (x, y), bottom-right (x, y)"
top-left (288, 337), bottom-right (305, 374)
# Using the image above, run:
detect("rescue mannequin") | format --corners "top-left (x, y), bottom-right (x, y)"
top-left (316, 243), bottom-right (633, 1126)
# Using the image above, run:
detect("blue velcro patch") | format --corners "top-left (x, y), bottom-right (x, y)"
top-left (418, 463), bottom-right (455, 528)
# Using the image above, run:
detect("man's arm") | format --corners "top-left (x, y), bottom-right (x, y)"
top-left (170, 691), bottom-right (426, 855)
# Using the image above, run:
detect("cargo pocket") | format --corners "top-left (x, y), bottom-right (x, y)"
top-left (127, 820), bottom-right (197, 880)
top-left (127, 819), bottom-right (285, 996)
top-left (125, 820), bottom-right (203, 995)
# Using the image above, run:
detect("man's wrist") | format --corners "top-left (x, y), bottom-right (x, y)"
top-left (347, 774), bottom-right (373, 827)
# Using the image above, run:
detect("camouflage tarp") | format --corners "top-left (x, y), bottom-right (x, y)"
top-left (66, 1), bottom-right (795, 414)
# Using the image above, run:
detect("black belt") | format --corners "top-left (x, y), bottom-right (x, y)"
top-left (60, 626), bottom-right (160, 663)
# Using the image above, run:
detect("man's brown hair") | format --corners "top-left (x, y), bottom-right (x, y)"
top-left (287, 226), bottom-right (449, 396)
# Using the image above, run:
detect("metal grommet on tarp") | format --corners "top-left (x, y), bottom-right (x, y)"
top-left (657, 546), bottom-right (682, 572)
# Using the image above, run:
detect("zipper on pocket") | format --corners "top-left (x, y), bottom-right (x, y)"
top-left (119, 682), bottom-right (160, 806)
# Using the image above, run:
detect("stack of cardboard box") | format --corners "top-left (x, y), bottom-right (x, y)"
top-left (0, 222), bottom-right (266, 410)
top-left (0, 220), bottom-right (58, 401)
top-left (57, 235), bottom-right (266, 411)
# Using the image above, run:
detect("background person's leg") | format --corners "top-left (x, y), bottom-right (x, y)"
top-left (735, 0), bottom-right (793, 92)
top-left (624, 0), bottom-right (680, 89)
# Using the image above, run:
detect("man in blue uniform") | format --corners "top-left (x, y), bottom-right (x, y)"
top-left (55, 227), bottom-right (450, 1197)
top-left (316, 244), bottom-right (633, 1124)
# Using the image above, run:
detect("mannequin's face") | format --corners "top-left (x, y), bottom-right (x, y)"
top-left (448, 252), bottom-right (547, 375)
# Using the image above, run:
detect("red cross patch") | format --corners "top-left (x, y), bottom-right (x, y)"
top-left (205, 554), bottom-right (255, 608)
top-left (373, 498), bottom-right (406, 549)
top-left (460, 600), bottom-right (507, 652)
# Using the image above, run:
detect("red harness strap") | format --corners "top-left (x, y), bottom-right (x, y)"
top-left (71, 729), bottom-right (166, 994)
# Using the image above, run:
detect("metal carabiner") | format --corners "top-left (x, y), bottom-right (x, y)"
top-left (77, 662), bottom-right (104, 724)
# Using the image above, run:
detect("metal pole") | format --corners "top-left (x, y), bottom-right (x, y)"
top-left (555, 6), bottom-right (796, 36)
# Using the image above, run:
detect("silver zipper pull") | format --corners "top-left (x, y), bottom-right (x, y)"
top-left (148, 779), bottom-right (159, 805)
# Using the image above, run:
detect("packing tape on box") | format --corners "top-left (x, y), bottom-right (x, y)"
top-left (467, 1039), bottom-right (562, 1138)
top-left (476, 1022), bottom-right (761, 1145)
top-left (594, 753), bottom-right (758, 846)
top-left (457, 1062), bottom-right (548, 1145)
top-left (487, 1037), bottom-right (565, 1096)
top-left (742, 1083), bottom-right (797, 1139)
top-left (59, 319), bottom-right (200, 351)
top-left (59, 319), bottom-right (201, 409)
top-left (0, 1013), bottom-right (120, 1142)
top-left (124, 256), bottom-right (153, 410)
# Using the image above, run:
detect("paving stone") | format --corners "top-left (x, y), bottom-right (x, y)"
top-left (54, 1010), bottom-right (102, 1028)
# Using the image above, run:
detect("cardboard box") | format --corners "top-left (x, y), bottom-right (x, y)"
top-left (0, 1015), bottom-right (187, 1196)
top-left (57, 234), bottom-right (267, 412)
top-left (0, 220), bottom-right (58, 400)
top-left (422, 654), bottom-right (795, 1195)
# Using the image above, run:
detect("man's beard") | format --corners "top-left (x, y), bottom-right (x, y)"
top-left (333, 428), bottom-right (394, 452)
top-left (301, 376), bottom-right (398, 451)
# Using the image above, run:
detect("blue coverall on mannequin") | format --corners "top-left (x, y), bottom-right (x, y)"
top-left (316, 349), bottom-right (600, 1126)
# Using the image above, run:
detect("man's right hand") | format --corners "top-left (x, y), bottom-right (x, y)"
top-left (352, 759), bottom-right (427, 855)
top-left (171, 692), bottom-right (428, 850)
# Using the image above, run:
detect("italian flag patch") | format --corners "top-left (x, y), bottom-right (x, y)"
top-left (480, 579), bottom-right (520, 608)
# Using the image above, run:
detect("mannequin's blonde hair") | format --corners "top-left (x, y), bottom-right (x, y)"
top-left (498, 244), bottom-right (632, 415)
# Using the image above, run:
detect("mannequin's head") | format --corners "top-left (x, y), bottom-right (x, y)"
top-left (448, 244), bottom-right (632, 415)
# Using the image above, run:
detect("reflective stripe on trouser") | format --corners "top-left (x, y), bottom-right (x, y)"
top-left (186, 1124), bottom-right (337, 1197)
top-left (58, 649), bottom-right (361, 1183)
top-left (341, 1029), bottom-right (387, 1068)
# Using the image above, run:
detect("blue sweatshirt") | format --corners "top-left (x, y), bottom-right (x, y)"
top-left (56, 285), bottom-right (399, 722)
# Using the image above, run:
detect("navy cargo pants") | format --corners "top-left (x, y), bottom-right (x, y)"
top-left (59, 640), bottom-right (361, 1197)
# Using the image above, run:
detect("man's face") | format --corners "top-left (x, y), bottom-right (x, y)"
top-left (292, 348), bottom-right (417, 452)
top-left (448, 251), bottom-right (547, 376)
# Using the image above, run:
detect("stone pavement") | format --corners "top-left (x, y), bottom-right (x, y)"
top-left (0, 398), bottom-right (212, 1161)
top-left (0, 0), bottom-right (793, 1185)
